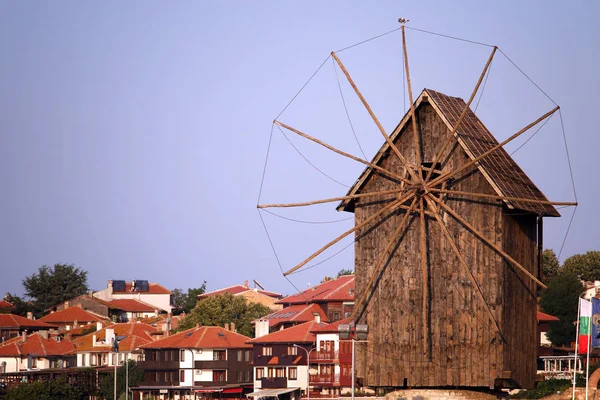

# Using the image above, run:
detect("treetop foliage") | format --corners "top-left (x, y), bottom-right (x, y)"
top-left (561, 251), bottom-right (600, 281)
top-left (171, 282), bottom-right (207, 315)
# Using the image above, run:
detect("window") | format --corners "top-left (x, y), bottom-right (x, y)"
top-left (31, 358), bottom-right (37, 368)
top-left (275, 368), bottom-right (286, 378)
top-left (165, 371), bottom-right (170, 383)
top-left (151, 351), bottom-right (157, 361)
top-left (213, 370), bottom-right (226, 382)
top-left (287, 346), bottom-right (297, 356)
top-left (245, 350), bottom-right (251, 362)
top-left (330, 311), bottom-right (341, 321)
top-left (256, 368), bottom-right (264, 379)
top-left (237, 350), bottom-right (243, 361)
top-left (289, 367), bottom-right (298, 380)
top-left (245, 370), bottom-right (251, 382)
top-left (213, 350), bottom-right (226, 361)
top-left (267, 367), bottom-right (275, 378)
top-left (151, 372), bottom-right (157, 382)
top-left (81, 354), bottom-right (86, 366)
top-left (180, 370), bottom-right (185, 382)
top-left (237, 371), bottom-right (243, 382)
top-left (262, 346), bottom-right (272, 356)
top-left (111, 353), bottom-right (116, 365)
top-left (180, 350), bottom-right (185, 362)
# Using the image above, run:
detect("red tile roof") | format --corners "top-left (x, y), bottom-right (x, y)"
top-left (141, 326), bottom-right (251, 349)
top-left (199, 285), bottom-right (281, 300)
top-left (0, 314), bottom-right (57, 329)
top-left (72, 322), bottom-right (159, 353)
top-left (277, 275), bottom-right (355, 305)
top-left (0, 332), bottom-right (74, 357)
top-left (248, 321), bottom-right (324, 344)
top-left (0, 300), bottom-right (14, 309)
top-left (39, 306), bottom-right (106, 324)
top-left (113, 282), bottom-right (171, 295)
top-left (537, 311), bottom-right (559, 322)
top-left (310, 317), bottom-right (353, 333)
top-left (106, 299), bottom-right (158, 313)
top-left (259, 304), bottom-right (328, 328)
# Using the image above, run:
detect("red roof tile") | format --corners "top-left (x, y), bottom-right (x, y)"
top-left (72, 322), bottom-right (159, 353)
top-left (0, 332), bottom-right (74, 357)
top-left (259, 304), bottom-right (328, 328)
top-left (248, 321), bottom-right (324, 344)
top-left (537, 311), bottom-right (559, 322)
top-left (0, 300), bottom-right (14, 309)
top-left (141, 326), bottom-right (251, 350)
top-left (106, 299), bottom-right (158, 312)
top-left (0, 314), bottom-right (57, 329)
top-left (199, 285), bottom-right (281, 300)
top-left (277, 275), bottom-right (355, 305)
top-left (310, 317), bottom-right (353, 333)
top-left (39, 307), bottom-right (106, 324)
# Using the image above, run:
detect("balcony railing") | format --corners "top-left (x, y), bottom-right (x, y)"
top-left (261, 377), bottom-right (287, 388)
top-left (310, 351), bottom-right (338, 361)
top-left (138, 360), bottom-right (180, 370)
top-left (310, 373), bottom-right (339, 385)
top-left (194, 360), bottom-right (229, 369)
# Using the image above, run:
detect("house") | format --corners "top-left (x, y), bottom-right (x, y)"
top-left (94, 279), bottom-right (172, 314)
top-left (254, 304), bottom-right (327, 337)
top-left (53, 293), bottom-right (165, 322)
top-left (135, 325), bottom-right (253, 400)
top-left (39, 306), bottom-right (107, 332)
top-left (0, 313), bottom-right (57, 342)
top-left (276, 275), bottom-right (354, 323)
top-left (309, 319), bottom-right (353, 397)
top-left (0, 331), bottom-right (75, 373)
top-left (247, 320), bottom-right (324, 400)
top-left (71, 321), bottom-right (159, 368)
top-left (200, 280), bottom-right (283, 311)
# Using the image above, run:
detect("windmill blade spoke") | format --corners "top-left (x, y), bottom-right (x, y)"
top-left (331, 51), bottom-right (421, 183)
top-left (427, 188), bottom-right (578, 207)
top-left (401, 25), bottom-right (423, 176)
top-left (424, 46), bottom-right (497, 183)
top-left (354, 197), bottom-right (419, 324)
top-left (423, 194), bottom-right (504, 339)
top-left (429, 105), bottom-right (559, 188)
top-left (274, 120), bottom-right (411, 185)
top-left (283, 192), bottom-right (415, 276)
top-left (428, 194), bottom-right (547, 289)
top-left (258, 188), bottom-right (405, 209)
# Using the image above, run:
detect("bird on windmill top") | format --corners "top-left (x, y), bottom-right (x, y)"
top-left (398, 17), bottom-right (409, 25)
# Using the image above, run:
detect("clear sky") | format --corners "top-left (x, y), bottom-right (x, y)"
top-left (0, 1), bottom-right (598, 298)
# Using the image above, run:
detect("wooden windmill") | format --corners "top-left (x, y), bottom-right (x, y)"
top-left (258, 22), bottom-right (576, 389)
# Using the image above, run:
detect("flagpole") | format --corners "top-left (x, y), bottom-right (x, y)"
top-left (573, 298), bottom-right (581, 400)
top-left (586, 324), bottom-right (591, 400)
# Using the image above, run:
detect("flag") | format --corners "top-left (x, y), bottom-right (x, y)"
top-left (578, 298), bottom-right (592, 354)
top-left (592, 297), bottom-right (600, 349)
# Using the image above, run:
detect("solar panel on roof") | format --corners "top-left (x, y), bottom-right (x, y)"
top-left (185, 331), bottom-right (194, 338)
top-left (112, 280), bottom-right (126, 292)
top-left (135, 280), bottom-right (149, 292)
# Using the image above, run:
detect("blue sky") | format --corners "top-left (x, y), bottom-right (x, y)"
top-left (0, 1), bottom-right (598, 298)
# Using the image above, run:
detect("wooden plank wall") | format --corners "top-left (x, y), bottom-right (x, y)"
top-left (354, 101), bottom-right (514, 388)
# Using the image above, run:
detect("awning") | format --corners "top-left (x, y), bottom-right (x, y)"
top-left (195, 389), bottom-right (224, 393)
top-left (223, 388), bottom-right (244, 394)
top-left (246, 388), bottom-right (300, 398)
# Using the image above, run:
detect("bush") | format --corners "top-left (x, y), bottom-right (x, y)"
top-left (510, 379), bottom-right (572, 399)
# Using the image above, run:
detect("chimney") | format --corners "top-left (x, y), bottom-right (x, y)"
top-left (255, 319), bottom-right (269, 339)
top-left (73, 319), bottom-right (79, 329)
top-left (231, 322), bottom-right (236, 333)
top-left (96, 322), bottom-right (103, 331)
top-left (224, 323), bottom-right (230, 331)
top-left (64, 301), bottom-right (70, 309)
top-left (105, 328), bottom-right (115, 345)
top-left (108, 280), bottom-right (113, 289)
top-left (196, 323), bottom-right (202, 329)
top-left (39, 331), bottom-right (48, 340)
top-left (92, 334), bottom-right (97, 347)
top-left (154, 309), bottom-right (159, 318)
top-left (26, 312), bottom-right (33, 320)
top-left (313, 313), bottom-right (321, 324)
top-left (244, 280), bottom-right (249, 288)
top-left (21, 330), bottom-right (27, 342)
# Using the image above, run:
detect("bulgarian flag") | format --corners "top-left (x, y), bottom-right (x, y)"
top-left (578, 298), bottom-right (592, 354)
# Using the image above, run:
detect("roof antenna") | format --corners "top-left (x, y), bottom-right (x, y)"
top-left (398, 17), bottom-right (409, 25)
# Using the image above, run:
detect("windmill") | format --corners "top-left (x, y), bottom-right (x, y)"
top-left (257, 21), bottom-right (577, 389)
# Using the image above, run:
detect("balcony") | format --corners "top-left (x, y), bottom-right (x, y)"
top-left (338, 351), bottom-right (351, 363)
top-left (310, 351), bottom-right (338, 362)
top-left (195, 360), bottom-right (229, 369)
top-left (261, 377), bottom-right (288, 388)
top-left (138, 360), bottom-right (180, 370)
top-left (310, 373), bottom-right (339, 386)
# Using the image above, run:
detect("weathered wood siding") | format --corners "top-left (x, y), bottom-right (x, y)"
top-left (353, 101), bottom-right (536, 388)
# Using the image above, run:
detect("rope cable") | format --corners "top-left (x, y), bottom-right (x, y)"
top-left (257, 123), bottom-right (276, 205)
top-left (474, 57), bottom-right (493, 113)
top-left (335, 27), bottom-right (402, 53)
top-left (404, 26), bottom-right (495, 48)
top-left (559, 109), bottom-right (578, 202)
top-left (261, 209), bottom-right (354, 225)
top-left (509, 113), bottom-right (553, 156)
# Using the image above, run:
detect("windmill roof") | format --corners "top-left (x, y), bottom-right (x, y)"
top-left (39, 306), bottom-right (106, 324)
top-left (0, 314), bottom-right (57, 329)
top-left (338, 88), bottom-right (559, 217)
top-left (277, 275), bottom-right (355, 305)
top-left (140, 326), bottom-right (251, 350)
top-left (248, 321), bottom-right (323, 344)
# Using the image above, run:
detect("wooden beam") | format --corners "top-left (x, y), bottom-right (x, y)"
top-left (331, 51), bottom-right (421, 183)
top-left (258, 188), bottom-right (404, 209)
top-left (428, 106), bottom-right (559, 188)
top-left (428, 194), bottom-right (547, 289)
top-left (424, 46), bottom-right (497, 184)
top-left (284, 192), bottom-right (415, 276)
top-left (427, 188), bottom-right (578, 207)
top-left (418, 196), bottom-right (429, 357)
top-left (275, 120), bottom-right (411, 185)
top-left (354, 197), bottom-right (419, 324)
top-left (401, 25), bottom-right (423, 176)
top-left (423, 194), bottom-right (504, 338)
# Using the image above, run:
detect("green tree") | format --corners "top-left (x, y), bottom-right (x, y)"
top-left (539, 272), bottom-right (584, 346)
top-left (562, 251), bottom-right (600, 281)
top-left (171, 282), bottom-right (207, 315)
top-left (336, 268), bottom-right (354, 277)
top-left (23, 263), bottom-right (89, 317)
top-left (5, 376), bottom-right (86, 400)
top-left (542, 249), bottom-right (560, 283)
top-left (177, 293), bottom-right (271, 336)
top-left (97, 360), bottom-right (144, 400)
